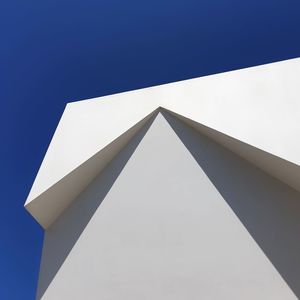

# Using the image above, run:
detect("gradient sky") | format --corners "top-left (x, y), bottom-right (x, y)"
top-left (1, 0), bottom-right (300, 298)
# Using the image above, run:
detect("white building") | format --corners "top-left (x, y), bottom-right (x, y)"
top-left (26, 58), bottom-right (300, 299)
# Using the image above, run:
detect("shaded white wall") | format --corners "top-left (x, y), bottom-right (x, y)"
top-left (37, 113), bottom-right (299, 299)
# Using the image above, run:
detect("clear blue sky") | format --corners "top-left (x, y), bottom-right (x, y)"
top-left (1, 0), bottom-right (300, 298)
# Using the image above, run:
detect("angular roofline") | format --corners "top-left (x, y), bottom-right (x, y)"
top-left (25, 57), bottom-right (300, 228)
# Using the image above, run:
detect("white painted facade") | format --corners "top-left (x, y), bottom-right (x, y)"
top-left (26, 58), bottom-right (300, 299)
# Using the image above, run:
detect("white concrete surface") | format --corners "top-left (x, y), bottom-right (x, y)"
top-left (37, 113), bottom-right (298, 299)
top-left (25, 57), bottom-right (300, 228)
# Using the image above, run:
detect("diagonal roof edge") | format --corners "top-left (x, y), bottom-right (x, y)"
top-left (25, 109), bottom-right (159, 228)
top-left (26, 107), bottom-right (300, 228)
top-left (163, 108), bottom-right (300, 193)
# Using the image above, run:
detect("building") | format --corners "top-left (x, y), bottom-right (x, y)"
top-left (26, 58), bottom-right (300, 299)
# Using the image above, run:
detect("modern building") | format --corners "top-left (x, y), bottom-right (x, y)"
top-left (26, 58), bottom-right (300, 299)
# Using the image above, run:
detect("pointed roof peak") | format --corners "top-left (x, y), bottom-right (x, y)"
top-left (25, 57), bottom-right (300, 228)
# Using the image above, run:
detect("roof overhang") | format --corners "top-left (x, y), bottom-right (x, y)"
top-left (25, 57), bottom-right (300, 228)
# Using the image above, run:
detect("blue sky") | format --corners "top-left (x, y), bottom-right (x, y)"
top-left (1, 0), bottom-right (300, 298)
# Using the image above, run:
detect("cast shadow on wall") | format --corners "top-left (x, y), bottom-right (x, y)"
top-left (37, 109), bottom-right (300, 299)
top-left (36, 113), bottom-right (157, 299)
top-left (162, 110), bottom-right (300, 299)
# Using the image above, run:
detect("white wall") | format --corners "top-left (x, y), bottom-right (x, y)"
top-left (37, 113), bottom-right (299, 299)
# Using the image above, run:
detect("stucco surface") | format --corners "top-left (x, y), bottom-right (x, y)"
top-left (37, 113), bottom-right (298, 299)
